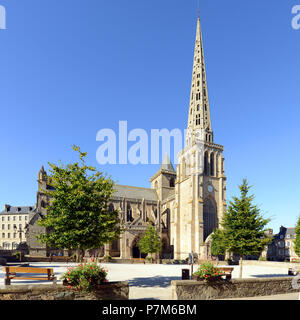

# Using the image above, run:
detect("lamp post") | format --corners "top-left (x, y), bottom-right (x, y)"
top-left (14, 225), bottom-right (24, 262)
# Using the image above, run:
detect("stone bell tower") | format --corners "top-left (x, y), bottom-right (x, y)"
top-left (171, 17), bottom-right (227, 260)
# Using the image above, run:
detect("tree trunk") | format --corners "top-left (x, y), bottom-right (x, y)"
top-left (239, 256), bottom-right (243, 279)
top-left (76, 249), bottom-right (83, 263)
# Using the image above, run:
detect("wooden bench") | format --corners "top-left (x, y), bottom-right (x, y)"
top-left (220, 267), bottom-right (234, 280)
top-left (50, 256), bottom-right (73, 262)
top-left (4, 266), bottom-right (57, 285)
top-left (131, 258), bottom-right (145, 264)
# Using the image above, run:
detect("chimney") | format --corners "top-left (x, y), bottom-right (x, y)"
top-left (4, 204), bottom-right (11, 212)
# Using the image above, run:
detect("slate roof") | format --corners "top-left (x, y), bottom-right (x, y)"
top-left (0, 205), bottom-right (35, 215)
top-left (160, 154), bottom-right (176, 173)
top-left (112, 185), bottom-right (158, 202)
top-left (274, 227), bottom-right (296, 240)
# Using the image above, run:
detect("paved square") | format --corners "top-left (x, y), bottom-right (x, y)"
top-left (0, 262), bottom-right (298, 300)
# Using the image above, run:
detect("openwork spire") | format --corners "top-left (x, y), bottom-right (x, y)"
top-left (187, 18), bottom-right (213, 142)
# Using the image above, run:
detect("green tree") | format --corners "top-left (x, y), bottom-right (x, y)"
top-left (37, 145), bottom-right (121, 262)
top-left (295, 216), bottom-right (300, 257)
top-left (221, 179), bottom-right (271, 278)
top-left (138, 223), bottom-right (162, 262)
top-left (210, 229), bottom-right (226, 258)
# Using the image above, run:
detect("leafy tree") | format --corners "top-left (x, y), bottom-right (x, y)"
top-left (295, 216), bottom-right (300, 257)
top-left (210, 229), bottom-right (226, 258)
top-left (137, 223), bottom-right (162, 262)
top-left (37, 145), bottom-right (121, 262)
top-left (221, 179), bottom-right (271, 278)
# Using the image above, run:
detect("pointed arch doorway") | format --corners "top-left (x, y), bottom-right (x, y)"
top-left (131, 234), bottom-right (147, 258)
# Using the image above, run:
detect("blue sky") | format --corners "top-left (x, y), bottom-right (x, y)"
top-left (0, 0), bottom-right (299, 233)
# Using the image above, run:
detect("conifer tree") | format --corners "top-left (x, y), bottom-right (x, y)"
top-left (221, 179), bottom-right (271, 278)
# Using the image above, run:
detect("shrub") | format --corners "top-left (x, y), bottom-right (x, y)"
top-left (259, 257), bottom-right (266, 261)
top-left (194, 262), bottom-right (224, 281)
top-left (61, 262), bottom-right (108, 292)
top-left (103, 255), bottom-right (111, 262)
top-left (146, 256), bottom-right (154, 263)
top-left (12, 251), bottom-right (22, 260)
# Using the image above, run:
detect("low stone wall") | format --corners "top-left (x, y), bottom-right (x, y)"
top-left (171, 277), bottom-right (299, 300)
top-left (0, 282), bottom-right (129, 300)
top-left (241, 260), bottom-right (300, 269)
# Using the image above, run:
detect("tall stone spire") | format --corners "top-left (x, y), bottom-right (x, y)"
top-left (187, 18), bottom-right (213, 143)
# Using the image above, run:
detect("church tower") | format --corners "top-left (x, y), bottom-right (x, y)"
top-left (171, 17), bottom-right (227, 260)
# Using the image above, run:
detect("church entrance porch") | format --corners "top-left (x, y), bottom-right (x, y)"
top-left (131, 235), bottom-right (147, 259)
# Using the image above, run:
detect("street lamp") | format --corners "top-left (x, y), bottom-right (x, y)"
top-left (13, 225), bottom-right (24, 262)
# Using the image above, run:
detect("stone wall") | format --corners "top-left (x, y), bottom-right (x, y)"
top-left (241, 260), bottom-right (300, 269)
top-left (0, 282), bottom-right (129, 300)
top-left (171, 277), bottom-right (299, 300)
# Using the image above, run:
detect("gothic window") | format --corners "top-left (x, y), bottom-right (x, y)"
top-left (196, 114), bottom-right (201, 125)
top-left (210, 153), bottom-right (215, 176)
top-left (203, 89), bottom-right (206, 96)
top-left (155, 181), bottom-right (158, 189)
top-left (197, 104), bottom-right (200, 111)
top-left (109, 203), bottom-right (114, 213)
top-left (127, 203), bottom-right (133, 222)
top-left (203, 198), bottom-right (218, 241)
top-left (170, 178), bottom-right (175, 188)
top-left (204, 152), bottom-right (209, 176)
top-left (197, 81), bottom-right (200, 87)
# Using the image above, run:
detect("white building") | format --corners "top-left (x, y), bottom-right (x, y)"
top-left (0, 205), bottom-right (34, 250)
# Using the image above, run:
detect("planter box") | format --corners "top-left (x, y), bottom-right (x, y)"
top-left (0, 282), bottom-right (129, 300)
top-left (171, 277), bottom-right (298, 300)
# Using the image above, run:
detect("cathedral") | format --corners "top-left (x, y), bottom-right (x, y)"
top-left (25, 17), bottom-right (226, 261)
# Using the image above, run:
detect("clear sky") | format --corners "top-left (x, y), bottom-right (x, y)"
top-left (0, 0), bottom-right (299, 233)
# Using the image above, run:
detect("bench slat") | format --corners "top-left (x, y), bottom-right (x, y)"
top-left (4, 267), bottom-right (53, 274)
top-left (6, 277), bottom-right (53, 281)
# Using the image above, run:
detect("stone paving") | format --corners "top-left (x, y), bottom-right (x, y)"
top-left (0, 262), bottom-right (299, 300)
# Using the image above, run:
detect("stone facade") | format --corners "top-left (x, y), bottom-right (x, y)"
top-left (171, 277), bottom-right (299, 300)
top-left (266, 226), bottom-right (298, 262)
top-left (0, 205), bottom-right (33, 250)
top-left (0, 282), bottom-right (129, 300)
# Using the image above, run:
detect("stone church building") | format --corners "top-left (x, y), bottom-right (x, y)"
top-left (26, 17), bottom-right (227, 261)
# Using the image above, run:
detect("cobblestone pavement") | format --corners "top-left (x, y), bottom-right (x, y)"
top-left (0, 262), bottom-right (299, 300)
